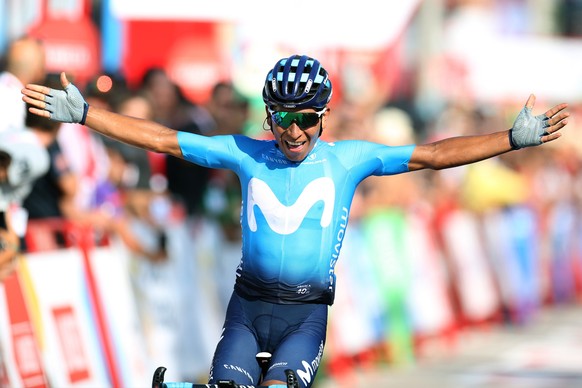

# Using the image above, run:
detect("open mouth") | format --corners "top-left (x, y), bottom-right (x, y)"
top-left (285, 140), bottom-right (306, 151)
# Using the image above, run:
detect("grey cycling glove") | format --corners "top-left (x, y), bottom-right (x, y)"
top-left (509, 105), bottom-right (549, 150)
top-left (44, 82), bottom-right (89, 125)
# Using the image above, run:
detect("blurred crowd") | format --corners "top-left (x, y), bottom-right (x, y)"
top-left (1, 1), bottom-right (582, 385)
top-left (0, 34), bottom-right (253, 381)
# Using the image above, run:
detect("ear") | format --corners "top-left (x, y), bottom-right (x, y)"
top-left (264, 106), bottom-right (273, 126)
top-left (319, 107), bottom-right (330, 137)
top-left (263, 107), bottom-right (273, 131)
top-left (321, 107), bottom-right (330, 129)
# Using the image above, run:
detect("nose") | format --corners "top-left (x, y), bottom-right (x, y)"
top-left (285, 121), bottom-right (302, 136)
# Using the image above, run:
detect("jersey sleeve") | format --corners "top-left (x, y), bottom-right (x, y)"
top-left (373, 143), bottom-right (415, 175)
top-left (336, 140), bottom-right (415, 179)
top-left (177, 132), bottom-right (247, 171)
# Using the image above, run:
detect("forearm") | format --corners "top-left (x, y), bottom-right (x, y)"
top-left (85, 106), bottom-right (182, 157)
top-left (409, 130), bottom-right (512, 171)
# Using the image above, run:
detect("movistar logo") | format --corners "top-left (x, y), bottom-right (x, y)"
top-left (296, 341), bottom-right (324, 385)
top-left (247, 177), bottom-right (335, 235)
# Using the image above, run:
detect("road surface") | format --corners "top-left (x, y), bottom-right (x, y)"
top-left (317, 304), bottom-right (582, 387)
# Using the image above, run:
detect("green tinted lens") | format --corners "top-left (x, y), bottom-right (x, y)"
top-left (271, 112), bottom-right (320, 130)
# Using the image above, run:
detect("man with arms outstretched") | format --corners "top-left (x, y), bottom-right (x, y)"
top-left (22, 55), bottom-right (569, 387)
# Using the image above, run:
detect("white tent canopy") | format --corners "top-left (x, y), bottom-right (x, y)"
top-left (111, 0), bottom-right (421, 50)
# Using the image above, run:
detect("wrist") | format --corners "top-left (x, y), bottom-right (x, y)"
top-left (80, 102), bottom-right (89, 125)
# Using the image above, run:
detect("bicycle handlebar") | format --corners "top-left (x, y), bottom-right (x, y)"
top-left (160, 383), bottom-right (257, 388)
top-left (152, 366), bottom-right (299, 388)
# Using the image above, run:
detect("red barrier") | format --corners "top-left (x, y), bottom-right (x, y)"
top-left (75, 224), bottom-right (122, 388)
top-left (3, 273), bottom-right (48, 388)
top-left (13, 219), bottom-right (122, 388)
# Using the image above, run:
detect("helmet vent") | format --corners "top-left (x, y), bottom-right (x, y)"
top-left (304, 79), bottom-right (313, 93)
top-left (262, 55), bottom-right (332, 110)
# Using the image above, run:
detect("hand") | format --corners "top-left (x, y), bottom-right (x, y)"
top-left (0, 229), bottom-right (20, 282)
top-left (510, 94), bottom-right (569, 149)
top-left (21, 72), bottom-right (89, 124)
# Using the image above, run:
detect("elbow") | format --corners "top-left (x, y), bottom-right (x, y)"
top-left (149, 129), bottom-right (180, 156)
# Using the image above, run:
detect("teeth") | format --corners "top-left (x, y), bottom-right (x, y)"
top-left (287, 141), bottom-right (304, 146)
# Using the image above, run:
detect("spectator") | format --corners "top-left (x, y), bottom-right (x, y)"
top-left (22, 109), bottom-right (111, 250)
top-left (0, 36), bottom-right (45, 133)
top-left (23, 75), bottom-right (163, 260)
top-left (104, 89), bottom-right (168, 262)
top-left (55, 75), bottom-right (114, 216)
top-left (0, 128), bottom-right (49, 279)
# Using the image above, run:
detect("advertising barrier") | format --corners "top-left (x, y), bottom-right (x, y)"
top-left (0, 221), bottom-right (148, 388)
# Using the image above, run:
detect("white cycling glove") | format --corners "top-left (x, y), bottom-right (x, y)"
top-left (509, 105), bottom-right (550, 150)
top-left (44, 82), bottom-right (89, 125)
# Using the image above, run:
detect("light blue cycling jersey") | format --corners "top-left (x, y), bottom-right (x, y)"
top-left (178, 133), bottom-right (415, 305)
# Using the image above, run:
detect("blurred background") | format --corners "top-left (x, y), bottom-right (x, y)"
top-left (0, 0), bottom-right (581, 387)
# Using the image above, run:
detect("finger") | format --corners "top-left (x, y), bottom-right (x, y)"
top-left (28, 106), bottom-right (51, 119)
top-left (0, 267), bottom-right (16, 281)
top-left (544, 103), bottom-right (569, 119)
top-left (0, 259), bottom-right (17, 281)
top-left (525, 94), bottom-right (536, 110)
top-left (550, 118), bottom-right (568, 132)
top-left (542, 132), bottom-right (561, 144)
top-left (546, 111), bottom-right (570, 126)
top-left (22, 89), bottom-right (49, 104)
top-left (22, 96), bottom-right (47, 112)
top-left (23, 83), bottom-right (52, 95)
top-left (60, 72), bottom-right (70, 88)
top-left (544, 119), bottom-right (568, 137)
top-left (0, 271), bottom-right (10, 282)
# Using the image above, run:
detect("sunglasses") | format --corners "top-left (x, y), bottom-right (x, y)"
top-left (268, 109), bottom-right (326, 130)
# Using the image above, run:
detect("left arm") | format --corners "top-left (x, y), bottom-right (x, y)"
top-left (408, 94), bottom-right (569, 171)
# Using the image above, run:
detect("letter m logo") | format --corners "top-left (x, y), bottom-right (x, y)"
top-left (247, 177), bottom-right (335, 235)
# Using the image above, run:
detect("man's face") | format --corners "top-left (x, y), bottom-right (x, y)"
top-left (268, 107), bottom-right (329, 163)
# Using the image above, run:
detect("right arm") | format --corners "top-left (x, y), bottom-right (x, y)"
top-left (84, 106), bottom-right (182, 158)
top-left (22, 72), bottom-right (183, 159)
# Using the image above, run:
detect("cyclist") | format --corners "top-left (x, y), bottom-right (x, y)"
top-left (22, 54), bottom-right (569, 387)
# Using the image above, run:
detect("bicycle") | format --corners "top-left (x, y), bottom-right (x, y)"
top-left (152, 352), bottom-right (300, 388)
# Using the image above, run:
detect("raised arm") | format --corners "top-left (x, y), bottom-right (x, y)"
top-left (22, 72), bottom-right (183, 158)
top-left (408, 94), bottom-right (569, 171)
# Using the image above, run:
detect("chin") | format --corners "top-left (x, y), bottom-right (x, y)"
top-left (286, 154), bottom-right (306, 163)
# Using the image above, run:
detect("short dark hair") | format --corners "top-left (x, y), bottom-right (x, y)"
top-left (25, 104), bottom-right (61, 132)
top-left (25, 73), bottom-right (62, 132)
top-left (0, 150), bottom-right (11, 169)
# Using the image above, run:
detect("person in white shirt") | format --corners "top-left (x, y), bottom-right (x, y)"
top-left (0, 36), bottom-right (46, 133)
top-left (0, 128), bottom-right (49, 280)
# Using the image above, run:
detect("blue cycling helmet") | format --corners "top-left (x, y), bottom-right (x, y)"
top-left (262, 54), bottom-right (333, 110)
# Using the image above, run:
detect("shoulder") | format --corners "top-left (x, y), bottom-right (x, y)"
top-left (0, 130), bottom-right (49, 186)
top-left (0, 129), bottom-right (45, 153)
top-left (0, 71), bottom-right (22, 88)
top-left (190, 133), bottom-right (275, 151)
top-left (231, 134), bottom-right (274, 148)
top-left (321, 139), bottom-right (381, 154)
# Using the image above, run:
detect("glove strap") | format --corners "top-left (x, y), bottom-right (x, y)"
top-left (80, 102), bottom-right (89, 125)
top-left (508, 129), bottom-right (521, 150)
